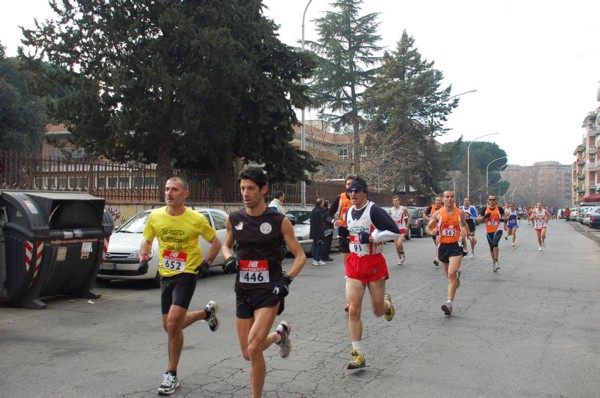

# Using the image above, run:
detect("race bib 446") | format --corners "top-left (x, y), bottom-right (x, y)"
top-left (239, 259), bottom-right (270, 283)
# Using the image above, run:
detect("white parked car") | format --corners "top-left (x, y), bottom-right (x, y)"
top-left (98, 207), bottom-right (229, 286)
top-left (582, 206), bottom-right (600, 226)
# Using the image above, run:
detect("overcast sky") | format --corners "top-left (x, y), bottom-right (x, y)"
top-left (2, 0), bottom-right (599, 166)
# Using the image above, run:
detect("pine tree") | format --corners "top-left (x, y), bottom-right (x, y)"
top-left (362, 31), bottom-right (457, 194)
top-left (308, 0), bottom-right (382, 173)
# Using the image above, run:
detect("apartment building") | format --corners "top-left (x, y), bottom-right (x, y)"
top-left (502, 162), bottom-right (572, 208)
top-left (572, 85), bottom-right (600, 204)
top-left (292, 120), bottom-right (366, 181)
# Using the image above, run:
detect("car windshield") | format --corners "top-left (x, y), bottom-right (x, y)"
top-left (287, 210), bottom-right (311, 224)
top-left (117, 212), bottom-right (150, 233)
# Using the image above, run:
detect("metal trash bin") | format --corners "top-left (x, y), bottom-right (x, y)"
top-left (0, 191), bottom-right (113, 309)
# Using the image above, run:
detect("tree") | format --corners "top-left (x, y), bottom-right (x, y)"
top-left (361, 31), bottom-right (458, 195)
top-left (0, 42), bottom-right (46, 153)
top-left (20, 0), bottom-right (318, 185)
top-left (308, 0), bottom-right (382, 173)
top-left (441, 139), bottom-right (508, 202)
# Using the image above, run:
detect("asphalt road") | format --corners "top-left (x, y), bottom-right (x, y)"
top-left (1, 219), bottom-right (599, 398)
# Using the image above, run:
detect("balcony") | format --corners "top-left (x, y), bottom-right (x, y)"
top-left (577, 159), bottom-right (586, 166)
top-left (577, 173), bottom-right (585, 179)
top-left (589, 146), bottom-right (597, 155)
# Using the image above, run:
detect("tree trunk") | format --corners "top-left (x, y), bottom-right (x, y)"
top-left (155, 144), bottom-right (172, 200)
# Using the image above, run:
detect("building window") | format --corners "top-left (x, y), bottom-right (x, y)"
top-left (360, 146), bottom-right (370, 159)
top-left (338, 147), bottom-right (348, 160)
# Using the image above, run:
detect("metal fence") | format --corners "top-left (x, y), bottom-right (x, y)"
top-left (0, 150), bottom-right (423, 206)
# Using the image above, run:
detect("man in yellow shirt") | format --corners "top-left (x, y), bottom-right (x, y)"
top-left (139, 176), bottom-right (222, 395)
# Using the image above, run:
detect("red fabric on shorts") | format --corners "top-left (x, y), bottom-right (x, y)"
top-left (345, 253), bottom-right (389, 285)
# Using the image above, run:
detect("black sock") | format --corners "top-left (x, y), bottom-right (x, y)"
top-left (168, 370), bottom-right (177, 377)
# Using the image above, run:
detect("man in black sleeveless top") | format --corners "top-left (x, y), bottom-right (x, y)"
top-left (222, 166), bottom-right (306, 398)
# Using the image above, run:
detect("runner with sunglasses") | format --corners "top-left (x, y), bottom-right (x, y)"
top-left (334, 177), bottom-right (400, 370)
top-left (478, 195), bottom-right (505, 272)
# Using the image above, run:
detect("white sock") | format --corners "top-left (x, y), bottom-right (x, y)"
top-left (352, 341), bottom-right (364, 354)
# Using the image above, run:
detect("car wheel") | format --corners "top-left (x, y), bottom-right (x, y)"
top-left (414, 227), bottom-right (422, 238)
top-left (198, 262), bottom-right (210, 279)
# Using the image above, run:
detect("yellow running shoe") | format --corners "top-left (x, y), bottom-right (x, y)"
top-left (384, 293), bottom-right (395, 321)
top-left (347, 349), bottom-right (366, 369)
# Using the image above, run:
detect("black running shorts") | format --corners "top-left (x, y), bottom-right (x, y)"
top-left (160, 273), bottom-right (197, 314)
top-left (466, 219), bottom-right (476, 234)
top-left (438, 242), bottom-right (464, 264)
top-left (236, 289), bottom-right (284, 319)
top-left (486, 230), bottom-right (503, 248)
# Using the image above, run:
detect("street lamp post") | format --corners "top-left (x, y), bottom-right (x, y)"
top-left (467, 132), bottom-right (500, 198)
top-left (486, 156), bottom-right (508, 196)
top-left (300, 0), bottom-right (312, 209)
top-left (510, 185), bottom-right (528, 203)
top-left (447, 89), bottom-right (477, 102)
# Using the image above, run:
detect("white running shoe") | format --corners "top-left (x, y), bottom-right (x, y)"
top-left (158, 372), bottom-right (180, 395)
top-left (204, 301), bottom-right (219, 332)
top-left (317, 260), bottom-right (326, 266)
top-left (276, 321), bottom-right (292, 358)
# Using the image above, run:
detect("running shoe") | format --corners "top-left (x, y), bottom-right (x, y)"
top-left (433, 259), bottom-right (440, 267)
top-left (318, 260), bottom-right (326, 266)
top-left (441, 302), bottom-right (453, 316)
top-left (399, 253), bottom-right (405, 265)
top-left (204, 301), bottom-right (219, 332)
top-left (512, 242), bottom-right (515, 247)
top-left (492, 260), bottom-right (500, 272)
top-left (347, 349), bottom-right (366, 369)
top-left (276, 321), bottom-right (292, 358)
top-left (158, 372), bottom-right (180, 395)
top-left (538, 246), bottom-right (542, 251)
top-left (469, 252), bottom-right (474, 259)
top-left (456, 270), bottom-right (461, 289)
top-left (383, 294), bottom-right (395, 321)
top-left (312, 260), bottom-right (320, 266)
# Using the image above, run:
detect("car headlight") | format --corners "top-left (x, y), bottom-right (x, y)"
top-left (128, 249), bottom-right (154, 260)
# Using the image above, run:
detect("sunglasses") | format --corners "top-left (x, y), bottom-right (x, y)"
top-left (488, 198), bottom-right (496, 201)
top-left (347, 188), bottom-right (364, 194)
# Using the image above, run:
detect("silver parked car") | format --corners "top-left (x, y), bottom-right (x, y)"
top-left (98, 207), bottom-right (229, 286)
